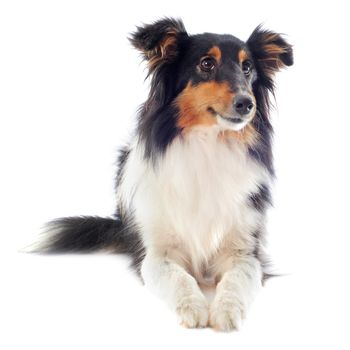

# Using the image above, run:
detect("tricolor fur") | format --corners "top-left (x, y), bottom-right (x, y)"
top-left (36, 18), bottom-right (293, 331)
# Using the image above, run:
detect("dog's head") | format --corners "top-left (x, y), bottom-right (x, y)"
top-left (130, 18), bottom-right (293, 135)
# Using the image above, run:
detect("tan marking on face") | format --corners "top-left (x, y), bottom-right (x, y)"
top-left (218, 123), bottom-right (259, 147)
top-left (238, 49), bottom-right (248, 63)
top-left (207, 46), bottom-right (222, 62)
top-left (175, 81), bottom-right (235, 129)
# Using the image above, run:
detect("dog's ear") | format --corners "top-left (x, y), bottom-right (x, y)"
top-left (129, 18), bottom-right (187, 74)
top-left (247, 25), bottom-right (293, 77)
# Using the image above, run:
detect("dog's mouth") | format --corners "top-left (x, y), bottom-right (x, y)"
top-left (218, 115), bottom-right (246, 124)
top-left (217, 114), bottom-right (250, 131)
top-left (207, 107), bottom-right (253, 131)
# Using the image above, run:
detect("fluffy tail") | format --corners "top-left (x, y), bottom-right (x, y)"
top-left (34, 216), bottom-right (137, 254)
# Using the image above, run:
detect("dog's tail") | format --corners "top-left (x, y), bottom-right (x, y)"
top-left (31, 216), bottom-right (142, 258)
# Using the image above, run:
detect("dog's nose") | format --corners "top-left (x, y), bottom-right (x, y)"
top-left (234, 95), bottom-right (254, 116)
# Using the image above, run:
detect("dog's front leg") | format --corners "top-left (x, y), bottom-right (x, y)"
top-left (141, 251), bottom-right (209, 328)
top-left (209, 256), bottom-right (262, 331)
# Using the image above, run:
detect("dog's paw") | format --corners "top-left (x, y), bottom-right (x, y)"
top-left (209, 297), bottom-right (244, 332)
top-left (176, 293), bottom-right (209, 328)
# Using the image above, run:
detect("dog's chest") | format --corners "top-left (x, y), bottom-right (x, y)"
top-left (129, 129), bottom-right (268, 263)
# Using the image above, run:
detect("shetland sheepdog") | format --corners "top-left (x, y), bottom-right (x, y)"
top-left (35, 18), bottom-right (293, 331)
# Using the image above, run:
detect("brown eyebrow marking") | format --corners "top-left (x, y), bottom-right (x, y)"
top-left (238, 49), bottom-right (248, 62)
top-left (207, 46), bottom-right (222, 62)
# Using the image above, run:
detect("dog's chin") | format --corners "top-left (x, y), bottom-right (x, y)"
top-left (216, 114), bottom-right (251, 131)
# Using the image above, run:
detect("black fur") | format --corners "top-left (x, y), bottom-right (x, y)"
top-left (246, 26), bottom-right (293, 175)
top-left (40, 216), bottom-right (124, 252)
top-left (39, 215), bottom-right (145, 274)
top-left (129, 17), bottom-right (186, 70)
top-left (248, 112), bottom-right (274, 174)
top-left (115, 146), bottom-right (130, 191)
top-left (248, 184), bottom-right (273, 280)
top-left (247, 25), bottom-right (293, 72)
top-left (139, 103), bottom-right (181, 162)
top-left (249, 184), bottom-right (272, 212)
top-left (130, 18), bottom-right (188, 160)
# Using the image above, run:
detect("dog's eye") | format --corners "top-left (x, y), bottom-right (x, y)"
top-left (200, 57), bottom-right (216, 72)
top-left (242, 60), bottom-right (253, 76)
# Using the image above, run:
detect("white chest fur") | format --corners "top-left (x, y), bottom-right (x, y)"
top-left (118, 126), bottom-right (269, 277)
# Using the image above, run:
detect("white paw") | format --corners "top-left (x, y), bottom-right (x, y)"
top-left (176, 293), bottom-right (209, 328)
top-left (209, 297), bottom-right (245, 332)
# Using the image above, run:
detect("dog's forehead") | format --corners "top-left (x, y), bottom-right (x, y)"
top-left (186, 33), bottom-right (246, 59)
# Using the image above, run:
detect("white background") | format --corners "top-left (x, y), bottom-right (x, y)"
top-left (1, 0), bottom-right (349, 349)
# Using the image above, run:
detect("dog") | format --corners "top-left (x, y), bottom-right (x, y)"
top-left (35, 18), bottom-right (293, 331)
